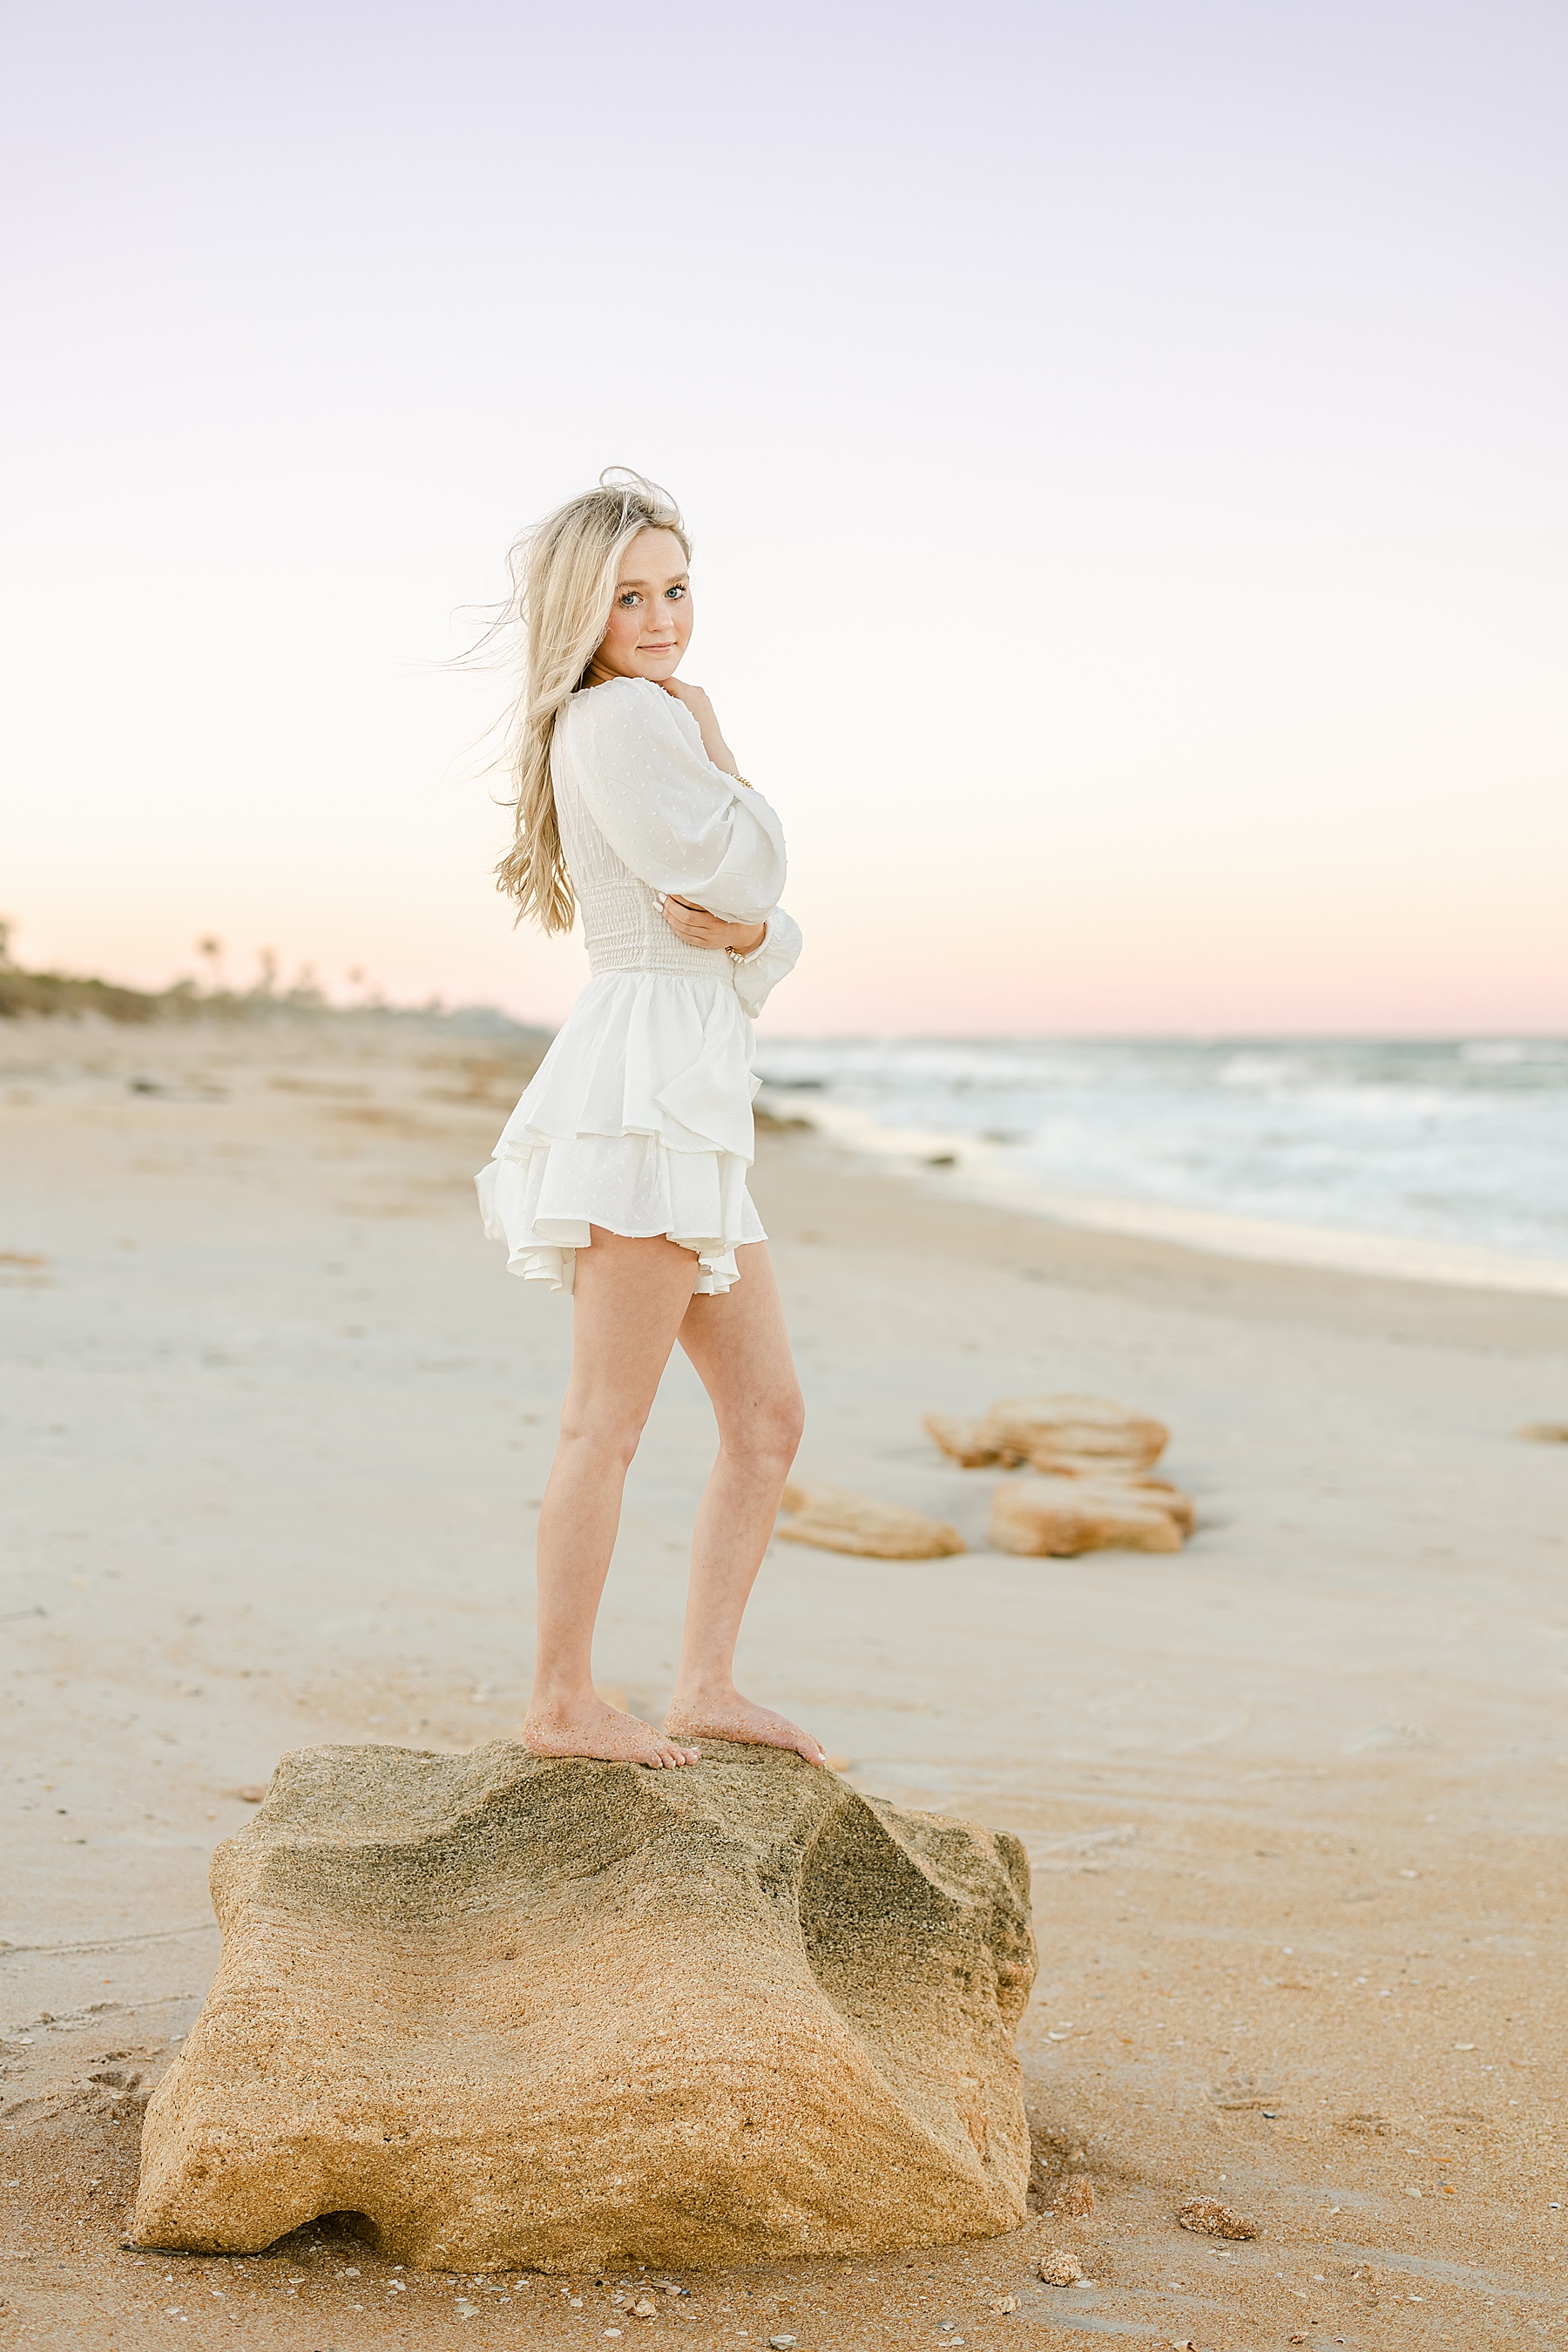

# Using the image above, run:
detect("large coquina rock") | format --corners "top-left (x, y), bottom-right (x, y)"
top-left (132, 1740), bottom-right (1036, 2272)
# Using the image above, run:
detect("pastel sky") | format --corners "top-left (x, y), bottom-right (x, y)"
top-left (4, 0), bottom-right (1565, 1035)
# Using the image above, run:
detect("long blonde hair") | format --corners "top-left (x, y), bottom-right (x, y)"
top-left (493, 469), bottom-right (690, 932)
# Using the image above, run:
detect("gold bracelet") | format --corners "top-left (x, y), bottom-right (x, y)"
top-left (733, 773), bottom-right (754, 790)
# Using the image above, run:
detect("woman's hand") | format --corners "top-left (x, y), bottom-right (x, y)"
top-left (660, 896), bottom-right (767, 957)
top-left (659, 678), bottom-right (740, 780)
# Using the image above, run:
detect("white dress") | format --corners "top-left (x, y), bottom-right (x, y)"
top-left (476, 677), bottom-right (802, 1295)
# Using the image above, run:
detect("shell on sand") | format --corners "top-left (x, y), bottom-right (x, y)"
top-left (132, 1741), bottom-right (1036, 2270)
top-left (989, 1476), bottom-right (1186, 1557)
top-left (778, 1480), bottom-right (965, 1559)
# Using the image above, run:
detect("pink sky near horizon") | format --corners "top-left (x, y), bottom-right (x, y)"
top-left (3, 0), bottom-right (1565, 1038)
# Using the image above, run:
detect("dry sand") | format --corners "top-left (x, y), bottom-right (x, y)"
top-left (2, 1013), bottom-right (1565, 2350)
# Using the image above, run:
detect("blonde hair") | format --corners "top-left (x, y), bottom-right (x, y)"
top-left (493, 469), bottom-right (690, 932)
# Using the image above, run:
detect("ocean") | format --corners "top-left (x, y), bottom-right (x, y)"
top-left (751, 1036), bottom-right (1568, 1296)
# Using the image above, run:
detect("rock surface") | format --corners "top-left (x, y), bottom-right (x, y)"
top-left (922, 1412), bottom-right (1005, 1469)
top-left (1178, 2197), bottom-right (1258, 2240)
top-left (989, 1475), bottom-right (1188, 1556)
top-left (925, 1394), bottom-right (1170, 1477)
top-left (1037, 2247), bottom-right (1084, 2283)
top-left (132, 1740), bottom-right (1034, 2270)
top-left (776, 1479), bottom-right (965, 1558)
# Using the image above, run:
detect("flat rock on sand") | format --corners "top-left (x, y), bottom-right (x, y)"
top-left (989, 1474), bottom-right (1188, 1556)
top-left (132, 1740), bottom-right (1035, 2271)
top-left (925, 1393), bottom-right (1170, 1475)
top-left (776, 1477), bottom-right (965, 1558)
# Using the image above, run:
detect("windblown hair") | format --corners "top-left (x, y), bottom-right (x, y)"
top-left (493, 469), bottom-right (690, 932)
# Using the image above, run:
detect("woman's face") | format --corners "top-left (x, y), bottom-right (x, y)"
top-left (587, 527), bottom-right (693, 684)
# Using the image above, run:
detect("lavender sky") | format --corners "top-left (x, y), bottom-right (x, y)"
top-left (4, 0), bottom-right (1565, 1033)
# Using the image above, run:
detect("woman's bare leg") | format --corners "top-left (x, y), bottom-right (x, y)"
top-left (524, 1227), bottom-right (703, 1767)
top-left (663, 1243), bottom-right (823, 1764)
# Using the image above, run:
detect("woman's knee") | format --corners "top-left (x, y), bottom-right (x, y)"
top-left (724, 1383), bottom-right (805, 1470)
top-left (558, 1396), bottom-right (649, 1468)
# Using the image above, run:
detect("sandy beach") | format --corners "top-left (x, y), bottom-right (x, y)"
top-left (3, 1011), bottom-right (1565, 2350)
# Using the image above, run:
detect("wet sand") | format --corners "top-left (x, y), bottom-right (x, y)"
top-left (3, 1015), bottom-right (1565, 2349)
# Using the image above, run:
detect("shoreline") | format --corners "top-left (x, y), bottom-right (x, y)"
top-left (764, 1089), bottom-right (1568, 1303)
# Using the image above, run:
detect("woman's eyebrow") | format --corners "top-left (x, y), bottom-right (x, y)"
top-left (616, 572), bottom-right (690, 590)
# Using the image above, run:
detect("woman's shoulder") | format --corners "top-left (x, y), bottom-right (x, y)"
top-left (566, 676), bottom-right (673, 735)
top-left (565, 677), bottom-right (707, 767)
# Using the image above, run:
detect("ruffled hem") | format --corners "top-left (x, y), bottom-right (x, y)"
top-left (493, 970), bottom-right (760, 1163)
top-left (476, 1132), bottom-right (767, 1297)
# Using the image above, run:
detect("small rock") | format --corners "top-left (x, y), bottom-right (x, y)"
top-left (1176, 2198), bottom-right (1256, 2240)
top-left (1059, 2175), bottom-right (1096, 2217)
top-left (990, 1475), bottom-right (1188, 1557)
top-left (777, 1479), bottom-right (964, 1559)
top-left (989, 2293), bottom-right (1019, 2312)
top-left (1037, 2249), bottom-right (1083, 2285)
top-left (1518, 1421), bottom-right (1568, 1443)
top-left (768, 2336), bottom-right (798, 2349)
top-left (923, 1413), bottom-right (1002, 1468)
top-left (630, 2295), bottom-right (659, 2318)
top-left (233, 1787), bottom-right (267, 1805)
top-left (984, 1393), bottom-right (1169, 1474)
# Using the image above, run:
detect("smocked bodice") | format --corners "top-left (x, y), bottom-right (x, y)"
top-left (556, 778), bottom-right (733, 982)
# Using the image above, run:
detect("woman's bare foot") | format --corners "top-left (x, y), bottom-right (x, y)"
top-left (524, 1694), bottom-right (699, 1769)
top-left (664, 1684), bottom-right (825, 1766)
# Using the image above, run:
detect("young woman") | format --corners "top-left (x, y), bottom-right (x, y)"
top-left (476, 471), bottom-right (821, 1772)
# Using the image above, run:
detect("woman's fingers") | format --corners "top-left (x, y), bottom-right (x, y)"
top-left (660, 896), bottom-right (723, 945)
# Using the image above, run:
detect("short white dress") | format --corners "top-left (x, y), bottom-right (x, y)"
top-left (476, 677), bottom-right (802, 1295)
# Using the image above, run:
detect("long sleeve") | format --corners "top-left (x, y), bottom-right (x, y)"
top-left (563, 679), bottom-right (787, 923)
top-left (731, 906), bottom-right (802, 1017)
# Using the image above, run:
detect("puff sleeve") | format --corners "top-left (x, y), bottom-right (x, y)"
top-left (564, 679), bottom-right (788, 922)
top-left (731, 908), bottom-right (802, 1018)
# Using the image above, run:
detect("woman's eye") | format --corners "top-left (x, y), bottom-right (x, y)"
top-left (665, 584), bottom-right (687, 600)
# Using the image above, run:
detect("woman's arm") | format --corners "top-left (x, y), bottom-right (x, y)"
top-left (567, 679), bottom-right (787, 920)
top-left (730, 906), bottom-right (802, 1017)
top-left (660, 897), bottom-right (767, 956)
top-left (657, 679), bottom-right (741, 779)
